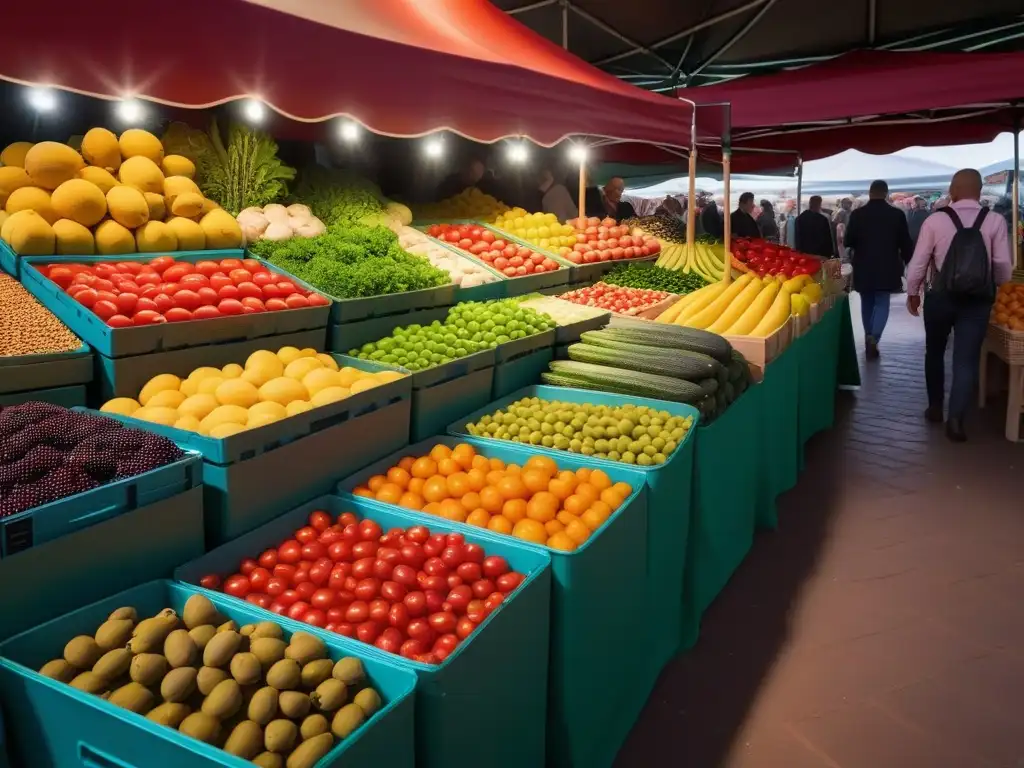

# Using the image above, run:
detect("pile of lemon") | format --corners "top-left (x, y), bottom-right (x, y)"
top-left (491, 209), bottom-right (578, 251)
top-left (101, 346), bottom-right (405, 438)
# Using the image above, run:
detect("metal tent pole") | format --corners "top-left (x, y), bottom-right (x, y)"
top-left (795, 154), bottom-right (804, 214)
top-left (722, 150), bottom-right (732, 284)
top-left (1014, 113), bottom-right (1021, 269)
top-left (686, 113), bottom-right (697, 251)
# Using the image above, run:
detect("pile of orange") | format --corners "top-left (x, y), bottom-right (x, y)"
top-left (993, 283), bottom-right (1024, 331)
top-left (352, 442), bottom-right (632, 551)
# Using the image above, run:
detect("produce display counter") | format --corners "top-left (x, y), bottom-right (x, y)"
top-left (176, 495), bottom-right (551, 768)
top-left (756, 344), bottom-right (801, 530)
top-left (797, 296), bottom-right (848, 449)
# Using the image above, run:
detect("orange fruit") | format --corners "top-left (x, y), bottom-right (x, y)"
top-left (386, 467), bottom-right (411, 488)
top-left (612, 481), bottom-right (632, 497)
top-left (399, 491), bottom-right (424, 510)
top-left (411, 457), bottom-right (438, 479)
top-left (471, 454), bottom-right (490, 471)
top-left (408, 477), bottom-right (426, 495)
top-left (501, 498), bottom-right (528, 523)
top-left (522, 469), bottom-right (552, 493)
top-left (423, 476), bottom-right (450, 503)
top-left (548, 476), bottom-right (576, 501)
top-left (466, 508), bottom-right (491, 527)
top-left (438, 458), bottom-right (461, 476)
top-left (397, 456), bottom-right (415, 472)
top-left (574, 482), bottom-right (598, 506)
top-left (505, 463), bottom-right (521, 475)
top-left (438, 498), bottom-right (467, 522)
top-left (423, 502), bottom-right (441, 515)
top-left (485, 470), bottom-right (506, 487)
top-left (512, 518), bottom-right (547, 544)
top-left (497, 475), bottom-right (529, 501)
top-left (545, 520), bottom-right (565, 535)
top-left (479, 486), bottom-right (504, 513)
top-left (564, 519), bottom-right (591, 546)
top-left (429, 444), bottom-right (453, 462)
top-left (589, 469), bottom-right (612, 491)
top-left (563, 494), bottom-right (588, 516)
top-left (557, 511), bottom-right (580, 527)
top-left (466, 469), bottom-right (487, 492)
top-left (526, 492), bottom-right (558, 522)
top-left (488, 457), bottom-right (505, 471)
top-left (460, 491), bottom-right (482, 511)
top-left (446, 472), bottom-right (471, 497)
top-left (525, 455), bottom-right (557, 475)
top-left (581, 507), bottom-right (609, 532)
top-left (352, 486), bottom-right (374, 498)
top-left (451, 443), bottom-right (476, 469)
top-left (488, 515), bottom-right (513, 535)
top-left (367, 474), bottom-right (387, 492)
top-left (575, 467), bottom-right (592, 483)
top-left (375, 482), bottom-right (403, 505)
top-left (547, 532), bottom-right (577, 551)
top-left (600, 488), bottom-right (626, 509)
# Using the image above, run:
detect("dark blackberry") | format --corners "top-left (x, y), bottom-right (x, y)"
top-left (40, 464), bottom-right (98, 503)
top-left (72, 452), bottom-right (118, 483)
top-left (0, 404), bottom-right (58, 437)
top-left (114, 434), bottom-right (184, 479)
top-left (0, 484), bottom-right (44, 518)
top-left (0, 424), bottom-right (50, 463)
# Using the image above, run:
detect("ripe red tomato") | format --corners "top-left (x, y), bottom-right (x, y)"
top-left (199, 574), bottom-right (221, 589)
top-left (220, 258), bottom-right (243, 271)
top-left (496, 572), bottom-right (524, 592)
top-left (482, 556), bottom-right (509, 578)
top-left (223, 575), bottom-right (251, 598)
top-left (133, 310), bottom-right (165, 325)
top-left (403, 591), bottom-right (427, 617)
top-left (285, 294), bottom-right (310, 309)
top-left (287, 601), bottom-right (311, 620)
top-left (310, 588), bottom-right (335, 610)
top-left (446, 585), bottom-right (472, 613)
top-left (218, 284), bottom-right (241, 301)
top-left (406, 618), bottom-right (434, 645)
top-left (93, 300), bottom-right (118, 320)
top-left (359, 519), bottom-right (382, 541)
top-left (356, 621), bottom-right (380, 643)
top-left (345, 601), bottom-right (369, 623)
top-left (277, 539), bottom-right (302, 564)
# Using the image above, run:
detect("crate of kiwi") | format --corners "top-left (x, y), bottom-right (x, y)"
top-left (0, 580), bottom-right (416, 768)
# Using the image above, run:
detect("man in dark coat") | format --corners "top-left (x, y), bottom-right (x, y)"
top-left (731, 192), bottom-right (761, 238)
top-left (700, 198), bottom-right (724, 239)
top-left (584, 176), bottom-right (637, 223)
top-left (757, 199), bottom-right (780, 242)
top-left (795, 195), bottom-right (835, 259)
top-left (844, 180), bottom-right (914, 359)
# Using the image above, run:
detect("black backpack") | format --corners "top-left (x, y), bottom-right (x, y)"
top-left (935, 207), bottom-right (994, 300)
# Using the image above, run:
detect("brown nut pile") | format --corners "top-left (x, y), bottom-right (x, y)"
top-left (38, 594), bottom-right (384, 768)
top-left (0, 273), bottom-right (81, 356)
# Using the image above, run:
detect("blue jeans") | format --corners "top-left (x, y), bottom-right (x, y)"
top-left (923, 291), bottom-right (992, 420)
top-left (859, 291), bottom-right (891, 341)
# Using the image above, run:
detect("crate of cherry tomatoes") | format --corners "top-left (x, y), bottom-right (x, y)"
top-left (337, 437), bottom-right (649, 768)
top-left (175, 494), bottom-right (551, 768)
top-left (21, 253), bottom-right (332, 358)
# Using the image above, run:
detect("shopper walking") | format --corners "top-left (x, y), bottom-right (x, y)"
top-left (905, 169), bottom-right (1013, 442)
top-left (832, 198), bottom-right (853, 260)
top-left (794, 195), bottom-right (835, 259)
top-left (843, 180), bottom-right (913, 359)
top-left (757, 199), bottom-right (780, 242)
top-left (906, 196), bottom-right (930, 250)
top-left (731, 192), bottom-right (761, 238)
top-left (700, 197), bottom-right (724, 239)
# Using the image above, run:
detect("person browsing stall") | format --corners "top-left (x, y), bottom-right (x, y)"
top-left (730, 192), bottom-right (761, 238)
top-left (585, 176), bottom-right (637, 223)
top-left (905, 168), bottom-right (1013, 442)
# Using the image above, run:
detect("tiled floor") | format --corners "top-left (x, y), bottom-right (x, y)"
top-left (617, 294), bottom-right (1024, 768)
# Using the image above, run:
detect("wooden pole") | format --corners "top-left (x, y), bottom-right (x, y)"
top-left (722, 151), bottom-right (732, 284)
top-left (1013, 115), bottom-right (1020, 269)
top-left (686, 150), bottom-right (697, 248)
top-left (578, 161), bottom-right (586, 223)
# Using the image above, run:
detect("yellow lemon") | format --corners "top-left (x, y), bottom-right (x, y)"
top-left (139, 374), bottom-right (181, 405)
top-left (298, 348), bottom-right (318, 359)
top-left (188, 366), bottom-right (222, 382)
top-left (146, 389), bottom-right (186, 409)
top-left (247, 411), bottom-right (283, 429)
top-left (179, 379), bottom-right (199, 397)
top-left (131, 406), bottom-right (179, 426)
top-left (316, 354), bottom-right (339, 371)
top-left (336, 367), bottom-right (366, 388)
top-left (100, 397), bottom-right (140, 416)
top-left (302, 368), bottom-right (341, 398)
top-left (177, 394), bottom-right (219, 421)
top-left (374, 370), bottom-right (406, 384)
top-left (215, 379), bottom-right (259, 408)
top-left (349, 378), bottom-right (379, 395)
top-left (284, 357), bottom-right (322, 381)
top-left (247, 401), bottom-right (287, 421)
top-left (245, 350), bottom-right (284, 376)
top-left (197, 377), bottom-right (225, 396)
top-left (310, 386), bottom-right (350, 407)
top-left (285, 400), bottom-right (313, 417)
top-left (208, 422), bottom-right (247, 438)
top-left (173, 415), bottom-right (202, 433)
top-left (200, 405), bottom-right (250, 432)
top-left (258, 377), bottom-right (308, 406)
top-left (276, 346), bottom-right (303, 365)
top-left (221, 363), bottom-right (243, 379)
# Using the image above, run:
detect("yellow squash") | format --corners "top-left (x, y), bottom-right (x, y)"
top-left (707, 278), bottom-right (765, 334)
top-left (725, 281), bottom-right (780, 335)
top-left (681, 273), bottom-right (755, 329)
top-left (751, 287), bottom-right (793, 337)
top-left (674, 282), bottom-right (727, 325)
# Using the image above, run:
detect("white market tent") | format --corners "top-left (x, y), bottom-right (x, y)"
top-left (627, 149), bottom-right (957, 200)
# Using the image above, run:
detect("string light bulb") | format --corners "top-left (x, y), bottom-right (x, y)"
top-left (339, 121), bottom-right (360, 143)
top-left (242, 99), bottom-right (266, 124)
top-left (26, 87), bottom-right (58, 114)
top-left (115, 98), bottom-right (145, 124)
top-left (424, 137), bottom-right (444, 159)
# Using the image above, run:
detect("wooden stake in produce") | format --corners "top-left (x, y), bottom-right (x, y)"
top-left (722, 150), bottom-right (732, 285)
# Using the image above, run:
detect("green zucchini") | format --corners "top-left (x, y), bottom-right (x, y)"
top-left (545, 361), bottom-right (705, 403)
top-left (567, 343), bottom-right (720, 381)
top-left (599, 320), bottom-right (734, 364)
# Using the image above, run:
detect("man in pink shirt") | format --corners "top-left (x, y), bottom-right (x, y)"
top-left (906, 169), bottom-right (1014, 442)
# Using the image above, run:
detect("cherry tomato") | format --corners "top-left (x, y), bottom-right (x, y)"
top-left (133, 310), bottom-right (165, 326)
top-left (241, 297), bottom-right (266, 313)
top-left (310, 588), bottom-right (335, 610)
top-left (307, 293), bottom-right (330, 307)
top-left (496, 572), bottom-right (525, 592)
top-left (278, 589), bottom-right (300, 607)
top-left (73, 288), bottom-right (98, 308)
top-left (302, 609), bottom-right (327, 628)
top-left (218, 298), bottom-right (244, 316)
top-left (446, 585), bottom-right (472, 613)
top-left (220, 258), bottom-right (244, 271)
top-left (193, 305), bottom-right (221, 320)
top-left (287, 601), bottom-right (311, 620)
top-left (375, 627), bottom-right (404, 654)
top-left (345, 601), bottom-right (369, 623)
top-left (266, 577), bottom-right (288, 597)
top-left (224, 575), bottom-right (251, 598)
top-left (335, 623), bottom-right (355, 638)
top-left (300, 541), bottom-right (326, 561)
top-left (423, 535), bottom-right (446, 558)
top-left (406, 618), bottom-right (434, 646)
top-left (199, 574), bottom-right (221, 589)
top-left (372, 559), bottom-right (394, 581)
top-left (351, 557), bottom-right (375, 580)
top-left (278, 540), bottom-right (302, 564)
top-left (308, 559), bottom-right (333, 586)
top-left (406, 525), bottom-right (430, 544)
top-left (356, 621), bottom-right (380, 643)
top-left (369, 599), bottom-right (390, 623)
top-left (92, 300), bottom-right (118, 320)
top-left (392, 564), bottom-right (418, 587)
top-left (456, 616), bottom-right (475, 639)
top-left (399, 544), bottom-right (426, 570)
top-left (418, 574), bottom-right (447, 593)
top-left (273, 563), bottom-right (296, 581)
top-left (446, 574), bottom-right (464, 590)
top-left (456, 562), bottom-right (482, 582)
top-left (359, 519), bottom-right (382, 541)
top-left (388, 602), bottom-right (410, 630)
top-left (471, 579), bottom-right (496, 599)
top-left (284, 294), bottom-right (309, 309)
top-left (104, 314), bottom-right (131, 328)
top-left (484, 592), bottom-right (506, 612)
top-left (381, 580), bottom-right (407, 602)
top-left (295, 582), bottom-right (317, 600)
top-left (466, 599), bottom-right (487, 624)
top-left (441, 546), bottom-right (465, 568)
top-left (229, 268), bottom-right (253, 284)
top-left (242, 258), bottom-right (265, 273)
top-left (351, 540), bottom-right (378, 559)
top-left (400, 639), bottom-right (424, 659)
top-left (153, 294), bottom-right (175, 314)
top-left (294, 526), bottom-right (317, 544)
top-left (404, 591), bottom-right (427, 617)
top-left (354, 578), bottom-right (380, 601)
top-left (482, 556), bottom-right (509, 578)
top-left (164, 307), bottom-right (193, 322)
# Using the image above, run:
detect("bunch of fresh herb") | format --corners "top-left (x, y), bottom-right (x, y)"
top-left (290, 167), bottom-right (385, 227)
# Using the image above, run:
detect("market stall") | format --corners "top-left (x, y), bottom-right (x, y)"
top-left (0, 3), bottom-right (861, 768)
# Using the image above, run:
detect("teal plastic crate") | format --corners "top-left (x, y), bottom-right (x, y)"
top-left (0, 580), bottom-right (417, 768)
top-left (337, 436), bottom-right (648, 768)
top-left (21, 253), bottom-right (331, 358)
top-left (0, 343), bottom-right (92, 395)
top-left (684, 384), bottom-right (763, 648)
top-left (0, 484), bottom-right (204, 642)
top-left (447, 385), bottom-right (699, 693)
top-left (0, 447), bottom-right (200, 558)
top-left (492, 347), bottom-right (553, 398)
top-left (93, 327), bottom-right (326, 402)
top-left (0, 384), bottom-right (86, 408)
top-left (0, 241), bottom-right (16, 277)
top-left (88, 354), bottom-right (411, 546)
top-left (175, 495), bottom-right (550, 768)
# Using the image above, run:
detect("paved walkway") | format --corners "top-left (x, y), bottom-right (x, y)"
top-left (617, 294), bottom-right (1024, 768)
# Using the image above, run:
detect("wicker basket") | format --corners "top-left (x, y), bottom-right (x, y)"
top-left (986, 322), bottom-right (1024, 365)
top-left (819, 258), bottom-right (842, 281)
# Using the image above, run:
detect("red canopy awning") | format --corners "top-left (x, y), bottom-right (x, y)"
top-left (0, 0), bottom-right (702, 148)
